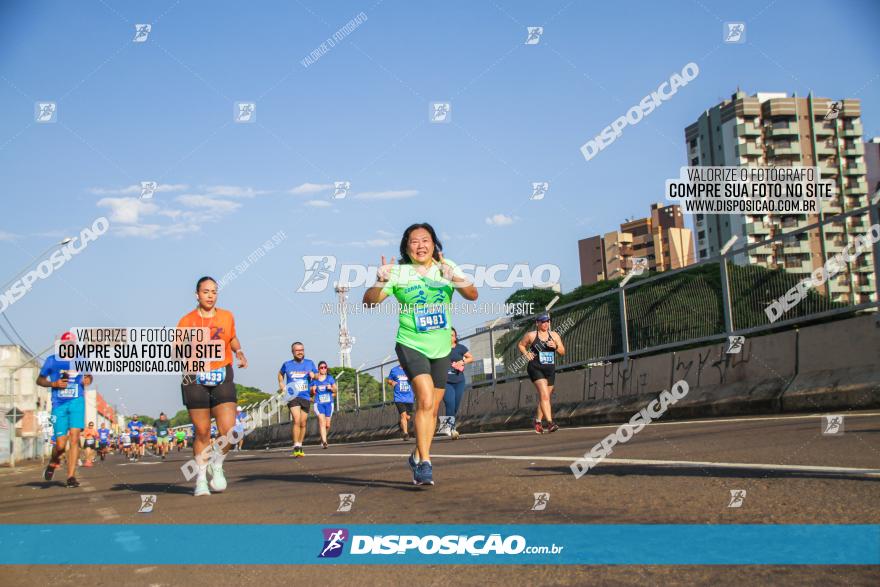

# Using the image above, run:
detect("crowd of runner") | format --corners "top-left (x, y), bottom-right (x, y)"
top-left (36, 222), bottom-right (565, 494)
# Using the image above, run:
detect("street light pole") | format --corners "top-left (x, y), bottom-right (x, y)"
top-left (0, 237), bottom-right (73, 293)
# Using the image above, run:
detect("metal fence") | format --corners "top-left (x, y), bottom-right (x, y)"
top-left (348, 201), bottom-right (878, 406)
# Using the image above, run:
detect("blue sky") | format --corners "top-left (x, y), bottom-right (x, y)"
top-left (1, 0), bottom-right (878, 414)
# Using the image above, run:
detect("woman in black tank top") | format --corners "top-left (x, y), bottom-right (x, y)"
top-left (517, 313), bottom-right (566, 434)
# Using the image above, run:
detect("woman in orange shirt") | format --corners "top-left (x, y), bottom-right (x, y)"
top-left (178, 276), bottom-right (248, 497)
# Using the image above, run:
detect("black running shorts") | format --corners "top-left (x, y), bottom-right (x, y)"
top-left (527, 362), bottom-right (556, 385)
top-left (181, 365), bottom-right (237, 409)
top-left (395, 402), bottom-right (414, 415)
top-left (287, 397), bottom-right (311, 412)
top-left (395, 343), bottom-right (449, 390)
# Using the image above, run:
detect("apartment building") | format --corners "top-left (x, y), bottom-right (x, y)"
top-left (685, 90), bottom-right (874, 304)
top-left (578, 203), bottom-right (694, 286)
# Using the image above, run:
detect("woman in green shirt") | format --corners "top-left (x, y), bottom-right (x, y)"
top-left (363, 223), bottom-right (478, 486)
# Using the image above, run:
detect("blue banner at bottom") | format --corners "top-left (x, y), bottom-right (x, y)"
top-left (1, 524), bottom-right (877, 565)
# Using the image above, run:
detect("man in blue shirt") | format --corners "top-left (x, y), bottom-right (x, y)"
top-left (387, 365), bottom-right (414, 441)
top-left (127, 416), bottom-right (144, 462)
top-left (277, 341), bottom-right (317, 457)
top-left (36, 333), bottom-right (93, 487)
top-left (97, 423), bottom-right (111, 461)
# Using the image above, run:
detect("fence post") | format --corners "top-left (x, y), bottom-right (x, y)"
top-left (719, 256), bottom-right (735, 333)
top-left (870, 193), bottom-right (880, 303)
top-left (619, 288), bottom-right (629, 367)
top-left (489, 326), bottom-right (497, 392)
top-left (380, 364), bottom-right (386, 403)
top-left (355, 369), bottom-right (361, 408)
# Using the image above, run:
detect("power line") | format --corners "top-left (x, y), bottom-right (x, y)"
top-left (1, 314), bottom-right (43, 360)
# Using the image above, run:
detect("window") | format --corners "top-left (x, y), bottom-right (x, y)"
top-left (689, 139), bottom-right (697, 148)
top-left (696, 214), bottom-right (704, 221)
top-left (691, 157), bottom-right (699, 165)
top-left (698, 230), bottom-right (705, 239)
top-left (699, 250), bottom-right (707, 258)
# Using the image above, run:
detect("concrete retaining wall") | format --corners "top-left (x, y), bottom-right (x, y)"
top-left (244, 314), bottom-right (880, 448)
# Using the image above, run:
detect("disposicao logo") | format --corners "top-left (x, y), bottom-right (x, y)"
top-left (318, 528), bottom-right (349, 558)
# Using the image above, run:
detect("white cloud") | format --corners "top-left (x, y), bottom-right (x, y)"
top-left (97, 197), bottom-right (159, 224)
top-left (0, 230), bottom-right (18, 241)
top-left (376, 229), bottom-right (396, 237)
top-left (305, 199), bottom-right (332, 208)
top-left (290, 183), bottom-right (334, 195)
top-left (176, 195), bottom-right (242, 213)
top-left (485, 213), bottom-right (516, 226)
top-left (89, 183), bottom-right (188, 196)
top-left (202, 185), bottom-right (268, 198)
top-left (353, 190), bottom-right (418, 200)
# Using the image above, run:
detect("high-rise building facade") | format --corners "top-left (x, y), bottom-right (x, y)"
top-left (685, 91), bottom-right (874, 304)
top-left (578, 203), bottom-right (694, 286)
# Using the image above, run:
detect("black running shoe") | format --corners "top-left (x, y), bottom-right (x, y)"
top-left (66, 477), bottom-right (80, 488)
top-left (43, 462), bottom-right (59, 481)
top-left (546, 421), bottom-right (559, 433)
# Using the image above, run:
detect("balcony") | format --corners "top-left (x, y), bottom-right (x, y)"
top-left (814, 142), bottom-right (836, 156)
top-left (814, 123), bottom-right (835, 136)
top-left (768, 122), bottom-right (799, 136)
top-left (844, 163), bottom-right (866, 176)
top-left (843, 143), bottom-right (865, 156)
top-left (736, 142), bottom-right (762, 157)
top-left (842, 122), bottom-right (863, 136)
top-left (736, 122), bottom-right (762, 136)
top-left (845, 181), bottom-right (868, 194)
top-left (768, 143), bottom-right (802, 157)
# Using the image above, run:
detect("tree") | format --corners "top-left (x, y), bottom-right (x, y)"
top-left (236, 383), bottom-right (270, 407)
top-left (328, 367), bottom-right (383, 409)
top-left (169, 409), bottom-right (191, 427)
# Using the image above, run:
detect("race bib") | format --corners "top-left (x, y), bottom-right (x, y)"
top-left (414, 305), bottom-right (447, 332)
top-left (539, 351), bottom-right (555, 365)
top-left (318, 393), bottom-right (332, 404)
top-left (196, 368), bottom-right (226, 386)
top-left (292, 379), bottom-right (308, 392)
top-left (57, 383), bottom-right (79, 399)
top-left (85, 438), bottom-right (95, 446)
top-left (399, 381), bottom-right (410, 392)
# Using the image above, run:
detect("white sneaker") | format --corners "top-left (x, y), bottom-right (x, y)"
top-left (194, 477), bottom-right (210, 497)
top-left (208, 463), bottom-right (227, 492)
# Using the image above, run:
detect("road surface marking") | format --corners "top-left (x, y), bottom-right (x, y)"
top-left (313, 453), bottom-right (880, 478)
top-left (262, 412), bottom-right (880, 450)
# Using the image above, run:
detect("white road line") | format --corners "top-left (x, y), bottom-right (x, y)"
top-left (269, 411), bottom-right (880, 450)
top-left (312, 453), bottom-right (880, 477)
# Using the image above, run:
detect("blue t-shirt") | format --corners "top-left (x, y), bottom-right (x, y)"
top-left (128, 420), bottom-right (143, 437)
top-left (311, 375), bottom-right (336, 404)
top-left (98, 427), bottom-right (110, 442)
top-left (39, 354), bottom-right (87, 407)
top-left (447, 343), bottom-right (469, 384)
top-left (388, 366), bottom-right (413, 404)
top-left (280, 359), bottom-right (317, 400)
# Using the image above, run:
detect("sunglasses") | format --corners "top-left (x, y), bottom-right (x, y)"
top-left (319, 366), bottom-right (328, 369)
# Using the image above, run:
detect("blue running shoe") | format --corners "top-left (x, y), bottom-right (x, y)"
top-left (414, 461), bottom-right (434, 486)
top-left (408, 451), bottom-right (419, 482)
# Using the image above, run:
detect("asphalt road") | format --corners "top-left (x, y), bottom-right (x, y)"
top-left (1, 410), bottom-right (879, 585)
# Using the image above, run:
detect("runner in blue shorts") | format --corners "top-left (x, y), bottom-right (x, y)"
top-left (387, 364), bottom-right (414, 441)
top-left (97, 423), bottom-right (111, 461)
top-left (36, 332), bottom-right (93, 487)
top-left (310, 361), bottom-right (336, 449)
top-left (278, 342), bottom-right (318, 457)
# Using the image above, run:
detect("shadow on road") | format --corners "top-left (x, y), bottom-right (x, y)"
top-left (18, 481), bottom-right (65, 490)
top-left (524, 464), bottom-right (880, 482)
top-left (108, 483), bottom-right (193, 494)
top-left (238, 472), bottom-right (420, 491)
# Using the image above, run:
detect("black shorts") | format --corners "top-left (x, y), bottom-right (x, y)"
top-left (287, 397), bottom-right (311, 412)
top-left (527, 362), bottom-right (556, 385)
top-left (395, 402), bottom-right (414, 415)
top-left (181, 365), bottom-right (237, 409)
top-left (395, 343), bottom-right (449, 390)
